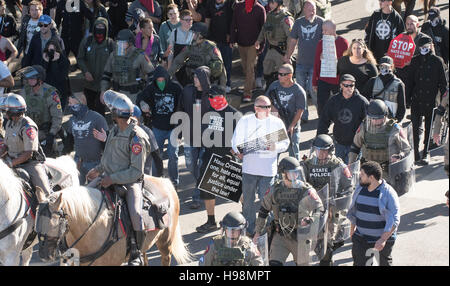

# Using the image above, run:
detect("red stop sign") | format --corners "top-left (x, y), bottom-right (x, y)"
top-left (387, 34), bottom-right (416, 69)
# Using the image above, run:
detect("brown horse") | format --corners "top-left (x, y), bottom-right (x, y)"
top-left (393, 0), bottom-right (438, 19)
top-left (34, 176), bottom-right (193, 266)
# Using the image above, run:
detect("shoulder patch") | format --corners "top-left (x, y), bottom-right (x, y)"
top-left (357, 125), bottom-right (361, 134)
top-left (26, 126), bottom-right (37, 140)
top-left (51, 91), bottom-right (61, 104)
top-left (131, 135), bottom-right (143, 155)
top-left (285, 17), bottom-right (293, 28)
top-left (213, 47), bottom-right (220, 57)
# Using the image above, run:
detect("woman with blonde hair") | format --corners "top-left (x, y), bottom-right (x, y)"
top-left (337, 38), bottom-right (378, 95)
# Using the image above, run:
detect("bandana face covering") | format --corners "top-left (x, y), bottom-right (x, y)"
top-left (379, 66), bottom-right (391, 76)
top-left (420, 47), bottom-right (430, 55)
top-left (209, 96), bottom-right (228, 110)
top-left (156, 80), bottom-right (166, 91)
top-left (245, 0), bottom-right (255, 13)
top-left (94, 27), bottom-right (106, 43)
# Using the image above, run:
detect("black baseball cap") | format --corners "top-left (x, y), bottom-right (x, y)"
top-left (379, 56), bottom-right (394, 66)
top-left (417, 36), bottom-right (432, 47)
top-left (340, 74), bottom-right (356, 83)
top-left (208, 85), bottom-right (225, 97)
top-left (428, 7), bottom-right (440, 21)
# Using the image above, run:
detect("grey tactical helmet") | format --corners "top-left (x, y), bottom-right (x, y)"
top-left (20, 65), bottom-right (46, 81)
top-left (367, 99), bottom-right (388, 119)
top-left (310, 134), bottom-right (335, 165)
top-left (3, 93), bottom-right (27, 113)
top-left (117, 28), bottom-right (135, 45)
top-left (191, 22), bottom-right (208, 38)
top-left (110, 93), bottom-right (134, 118)
top-left (278, 156), bottom-right (301, 174)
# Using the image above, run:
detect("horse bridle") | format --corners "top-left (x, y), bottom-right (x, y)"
top-left (36, 195), bottom-right (105, 264)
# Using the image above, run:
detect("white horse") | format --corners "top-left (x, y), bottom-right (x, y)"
top-left (34, 175), bottom-right (193, 266)
top-left (0, 155), bottom-right (79, 265)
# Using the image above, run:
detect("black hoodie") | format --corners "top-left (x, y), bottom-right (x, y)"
top-left (136, 66), bottom-right (183, 131)
top-left (178, 66), bottom-right (211, 147)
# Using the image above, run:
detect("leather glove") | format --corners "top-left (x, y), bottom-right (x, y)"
top-left (44, 133), bottom-right (55, 155)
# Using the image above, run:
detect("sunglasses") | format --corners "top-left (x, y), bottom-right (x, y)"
top-left (278, 72), bottom-right (292, 77)
top-left (255, 105), bottom-right (271, 109)
top-left (342, 83), bottom-right (355, 88)
top-left (38, 23), bottom-right (50, 28)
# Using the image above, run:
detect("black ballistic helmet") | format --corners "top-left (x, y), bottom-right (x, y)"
top-left (117, 29), bottom-right (135, 45)
top-left (367, 99), bottom-right (388, 119)
top-left (278, 156), bottom-right (301, 174)
top-left (221, 211), bottom-right (247, 229)
top-left (312, 134), bottom-right (334, 151)
top-left (191, 22), bottom-right (208, 38)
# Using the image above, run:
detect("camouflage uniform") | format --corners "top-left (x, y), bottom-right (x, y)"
top-left (4, 116), bottom-right (51, 196)
top-left (348, 119), bottom-right (411, 179)
top-left (21, 83), bottom-right (63, 142)
top-left (254, 180), bottom-right (323, 265)
top-left (257, 7), bottom-right (293, 86)
top-left (168, 39), bottom-right (226, 87)
top-left (202, 235), bottom-right (264, 266)
top-left (93, 121), bottom-right (151, 231)
top-left (101, 46), bottom-right (154, 103)
top-left (433, 89), bottom-right (449, 176)
top-left (284, 0), bottom-right (331, 19)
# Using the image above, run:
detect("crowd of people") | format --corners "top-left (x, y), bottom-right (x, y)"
top-left (0, 0), bottom-right (449, 266)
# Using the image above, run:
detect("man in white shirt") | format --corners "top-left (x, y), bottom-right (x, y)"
top-left (231, 95), bottom-right (290, 236)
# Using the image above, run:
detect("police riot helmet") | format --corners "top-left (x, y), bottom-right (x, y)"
top-left (366, 99), bottom-right (388, 133)
top-left (117, 28), bottom-right (135, 45)
top-left (191, 22), bottom-right (208, 38)
top-left (20, 65), bottom-right (46, 81)
top-left (4, 93), bottom-right (27, 113)
top-left (310, 134), bottom-right (335, 165)
top-left (367, 99), bottom-right (388, 119)
top-left (133, 105), bottom-right (142, 119)
top-left (220, 211), bottom-right (247, 248)
top-left (278, 156), bottom-right (306, 188)
top-left (110, 93), bottom-right (134, 119)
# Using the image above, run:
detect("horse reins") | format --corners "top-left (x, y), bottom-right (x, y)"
top-left (0, 191), bottom-right (30, 241)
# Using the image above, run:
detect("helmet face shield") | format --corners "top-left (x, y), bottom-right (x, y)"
top-left (366, 115), bottom-right (386, 134)
top-left (309, 146), bottom-right (333, 165)
top-left (223, 226), bottom-right (246, 248)
top-left (282, 168), bottom-right (306, 189)
top-left (116, 40), bottom-right (128, 56)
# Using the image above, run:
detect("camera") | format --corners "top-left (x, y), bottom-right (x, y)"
top-left (47, 49), bottom-right (55, 60)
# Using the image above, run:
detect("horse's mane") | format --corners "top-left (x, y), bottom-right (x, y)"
top-left (0, 160), bottom-right (24, 203)
top-left (46, 156), bottom-right (80, 188)
top-left (55, 186), bottom-right (103, 225)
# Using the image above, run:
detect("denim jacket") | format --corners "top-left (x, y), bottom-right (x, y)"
top-left (347, 180), bottom-right (401, 234)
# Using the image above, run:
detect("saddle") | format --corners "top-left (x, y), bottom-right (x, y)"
top-left (102, 181), bottom-right (171, 238)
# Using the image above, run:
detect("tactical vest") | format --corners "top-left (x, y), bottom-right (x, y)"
top-left (304, 156), bottom-right (342, 191)
top-left (273, 182), bottom-right (309, 232)
top-left (212, 236), bottom-right (248, 266)
top-left (373, 77), bottom-right (402, 117)
top-left (112, 48), bottom-right (141, 85)
top-left (23, 85), bottom-right (53, 128)
top-left (264, 9), bottom-right (291, 46)
top-left (362, 119), bottom-right (395, 163)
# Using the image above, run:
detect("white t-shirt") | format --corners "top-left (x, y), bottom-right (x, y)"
top-left (0, 60), bottom-right (11, 94)
top-left (26, 19), bottom-right (39, 54)
top-left (231, 113), bottom-right (290, 177)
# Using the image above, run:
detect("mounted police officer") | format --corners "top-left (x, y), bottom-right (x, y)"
top-left (253, 156), bottom-right (324, 266)
top-left (201, 211), bottom-right (264, 266)
top-left (301, 134), bottom-right (354, 265)
top-left (168, 22), bottom-right (226, 88)
top-left (348, 99), bottom-right (413, 194)
top-left (101, 29), bottom-right (155, 103)
top-left (0, 93), bottom-right (51, 197)
top-left (86, 91), bottom-right (151, 266)
top-left (19, 65), bottom-right (63, 157)
top-left (255, 0), bottom-right (293, 89)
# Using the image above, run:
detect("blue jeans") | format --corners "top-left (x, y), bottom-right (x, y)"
top-left (242, 173), bottom-right (274, 235)
top-left (153, 128), bottom-right (179, 185)
top-left (255, 42), bottom-right (268, 79)
top-left (75, 156), bottom-right (99, 185)
top-left (288, 128), bottom-right (302, 162)
top-left (295, 64), bottom-right (316, 121)
top-left (335, 142), bottom-right (361, 164)
top-left (217, 42), bottom-right (232, 87)
top-left (184, 145), bottom-right (204, 203)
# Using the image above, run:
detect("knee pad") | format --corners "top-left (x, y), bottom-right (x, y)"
top-left (269, 260), bottom-right (283, 266)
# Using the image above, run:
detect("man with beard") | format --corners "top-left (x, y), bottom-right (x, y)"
top-left (406, 36), bottom-right (447, 165)
top-left (347, 161), bottom-right (400, 266)
top-left (394, 15), bottom-right (431, 97)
